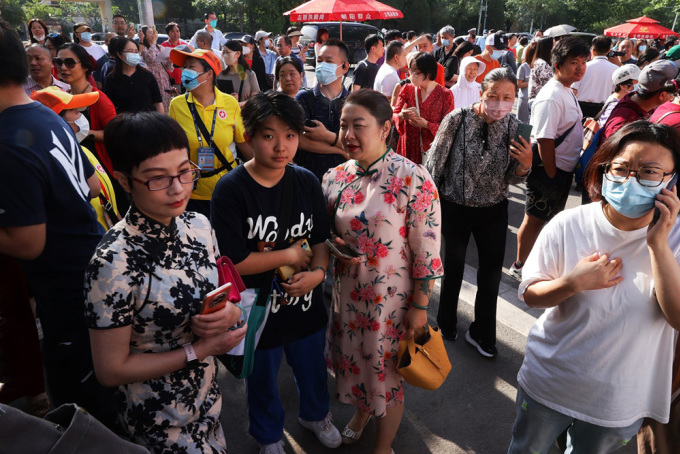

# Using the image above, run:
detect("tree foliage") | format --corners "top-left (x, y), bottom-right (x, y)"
top-left (0, 0), bottom-right (26, 27)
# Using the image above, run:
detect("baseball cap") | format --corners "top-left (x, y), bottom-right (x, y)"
top-left (664, 44), bottom-right (680, 64)
top-left (255, 30), bottom-right (272, 41)
top-left (240, 34), bottom-right (256, 45)
top-left (30, 86), bottom-right (100, 114)
top-left (74, 23), bottom-right (91, 33)
top-left (612, 64), bottom-right (641, 86)
top-left (170, 48), bottom-right (222, 75)
top-left (288, 30), bottom-right (303, 38)
top-left (637, 60), bottom-right (679, 95)
top-left (487, 31), bottom-right (507, 50)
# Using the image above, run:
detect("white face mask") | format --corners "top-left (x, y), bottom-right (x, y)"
top-left (34, 33), bottom-right (45, 42)
top-left (242, 46), bottom-right (251, 55)
top-left (264, 39), bottom-right (271, 47)
top-left (68, 113), bottom-right (90, 143)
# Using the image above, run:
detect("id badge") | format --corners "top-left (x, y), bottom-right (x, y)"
top-left (197, 147), bottom-right (215, 172)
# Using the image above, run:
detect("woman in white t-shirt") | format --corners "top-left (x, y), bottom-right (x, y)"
top-left (508, 120), bottom-right (680, 453)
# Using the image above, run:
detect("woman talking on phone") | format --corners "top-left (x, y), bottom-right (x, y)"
top-left (426, 68), bottom-right (532, 357)
top-left (507, 121), bottom-right (680, 452)
top-left (85, 112), bottom-right (245, 453)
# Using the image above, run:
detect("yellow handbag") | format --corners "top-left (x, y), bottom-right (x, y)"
top-left (397, 324), bottom-right (451, 390)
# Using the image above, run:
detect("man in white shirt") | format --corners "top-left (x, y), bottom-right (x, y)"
top-left (189, 12), bottom-right (226, 51)
top-left (373, 40), bottom-right (405, 98)
top-left (572, 36), bottom-right (619, 117)
top-left (511, 37), bottom-right (590, 280)
top-left (73, 23), bottom-right (107, 63)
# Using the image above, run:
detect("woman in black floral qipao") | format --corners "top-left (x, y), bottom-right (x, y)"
top-left (85, 112), bottom-right (246, 453)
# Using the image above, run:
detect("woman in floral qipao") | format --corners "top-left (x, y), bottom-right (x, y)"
top-left (322, 89), bottom-right (443, 454)
top-left (84, 112), bottom-right (245, 453)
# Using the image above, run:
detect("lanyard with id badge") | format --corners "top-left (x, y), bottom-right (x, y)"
top-left (190, 105), bottom-right (218, 172)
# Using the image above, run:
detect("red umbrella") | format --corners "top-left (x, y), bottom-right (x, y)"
top-left (284, 0), bottom-right (403, 39)
top-left (604, 15), bottom-right (679, 40)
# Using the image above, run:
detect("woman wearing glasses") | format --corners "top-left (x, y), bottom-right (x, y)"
top-left (85, 112), bottom-right (245, 453)
top-left (508, 121), bottom-right (680, 452)
top-left (56, 43), bottom-right (117, 176)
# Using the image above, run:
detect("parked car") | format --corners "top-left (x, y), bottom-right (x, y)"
top-left (299, 22), bottom-right (381, 66)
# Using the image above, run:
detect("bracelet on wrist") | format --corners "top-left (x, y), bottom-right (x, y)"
top-left (311, 265), bottom-right (326, 276)
top-left (518, 165), bottom-right (532, 174)
top-left (410, 302), bottom-right (429, 310)
top-left (330, 130), bottom-right (340, 147)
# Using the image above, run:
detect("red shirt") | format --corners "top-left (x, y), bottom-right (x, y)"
top-left (161, 39), bottom-right (189, 84)
top-left (435, 63), bottom-right (446, 87)
top-left (649, 101), bottom-right (680, 129)
top-left (602, 93), bottom-right (651, 140)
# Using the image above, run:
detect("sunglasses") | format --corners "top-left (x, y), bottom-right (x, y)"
top-left (52, 57), bottom-right (80, 69)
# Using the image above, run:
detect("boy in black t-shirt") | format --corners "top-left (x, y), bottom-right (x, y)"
top-left (211, 92), bottom-right (341, 453)
top-left (352, 34), bottom-right (384, 92)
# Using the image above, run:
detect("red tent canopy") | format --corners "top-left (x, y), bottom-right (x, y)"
top-left (604, 16), bottom-right (679, 39)
top-left (284, 0), bottom-right (403, 23)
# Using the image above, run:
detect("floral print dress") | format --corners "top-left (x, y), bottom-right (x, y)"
top-left (85, 206), bottom-right (227, 454)
top-left (141, 44), bottom-right (174, 112)
top-left (322, 150), bottom-right (443, 417)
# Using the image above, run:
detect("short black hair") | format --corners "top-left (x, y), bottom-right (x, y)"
top-left (454, 41), bottom-right (474, 60)
top-left (275, 55), bottom-right (303, 80)
top-left (204, 11), bottom-right (216, 20)
top-left (407, 30), bottom-right (416, 41)
top-left (637, 48), bottom-right (660, 68)
top-left (277, 34), bottom-right (292, 47)
top-left (107, 35), bottom-right (126, 57)
top-left (105, 112), bottom-right (190, 175)
top-left (552, 36), bottom-right (590, 68)
top-left (345, 89), bottom-right (393, 129)
top-left (401, 31), bottom-right (408, 40)
top-left (519, 36), bottom-right (529, 46)
top-left (0, 20), bottom-right (29, 86)
top-left (241, 91), bottom-right (305, 138)
top-left (424, 34), bottom-right (434, 44)
top-left (112, 14), bottom-right (125, 20)
top-left (165, 22), bottom-right (180, 34)
top-left (321, 38), bottom-right (349, 62)
top-left (364, 34), bottom-right (383, 54)
top-left (385, 29), bottom-right (401, 42)
top-left (411, 52), bottom-right (438, 81)
top-left (453, 36), bottom-right (465, 46)
top-left (386, 40), bottom-right (404, 61)
top-left (58, 42), bottom-right (96, 76)
top-left (591, 36), bottom-right (612, 55)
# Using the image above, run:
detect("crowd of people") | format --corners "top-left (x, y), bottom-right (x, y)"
top-left (0, 12), bottom-right (679, 454)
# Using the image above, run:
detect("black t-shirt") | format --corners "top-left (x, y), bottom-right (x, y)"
top-left (435, 46), bottom-right (460, 82)
top-left (103, 67), bottom-right (162, 113)
top-left (353, 58), bottom-right (380, 89)
top-left (0, 102), bottom-right (103, 335)
top-left (211, 164), bottom-right (330, 349)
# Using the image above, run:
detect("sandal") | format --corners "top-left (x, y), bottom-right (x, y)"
top-left (341, 414), bottom-right (372, 445)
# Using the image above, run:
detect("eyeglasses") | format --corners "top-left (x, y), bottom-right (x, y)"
top-left (52, 57), bottom-right (80, 68)
top-left (131, 163), bottom-right (201, 191)
top-left (603, 162), bottom-right (675, 187)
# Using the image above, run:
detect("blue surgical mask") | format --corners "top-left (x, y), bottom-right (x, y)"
top-left (124, 52), bottom-right (141, 66)
top-left (181, 68), bottom-right (205, 91)
top-left (315, 61), bottom-right (339, 85)
top-left (80, 32), bottom-right (92, 42)
top-left (491, 49), bottom-right (503, 59)
top-left (209, 20), bottom-right (217, 28)
top-left (602, 176), bottom-right (664, 219)
top-left (441, 39), bottom-right (450, 47)
top-left (639, 45), bottom-right (647, 52)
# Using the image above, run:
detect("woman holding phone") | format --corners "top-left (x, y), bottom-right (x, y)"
top-left (139, 25), bottom-right (175, 112)
top-left (323, 89), bottom-right (443, 453)
top-left (85, 112), bottom-right (245, 453)
top-left (508, 120), bottom-right (680, 452)
top-left (426, 68), bottom-right (532, 357)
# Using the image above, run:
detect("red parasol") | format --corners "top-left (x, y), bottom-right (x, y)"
top-left (604, 15), bottom-right (679, 40)
top-left (284, 0), bottom-right (403, 39)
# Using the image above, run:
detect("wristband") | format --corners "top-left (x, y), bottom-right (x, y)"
top-left (330, 130), bottom-right (340, 147)
top-left (518, 165), bottom-right (532, 173)
top-left (410, 302), bottom-right (429, 310)
top-left (312, 265), bottom-right (326, 276)
top-left (183, 343), bottom-right (199, 367)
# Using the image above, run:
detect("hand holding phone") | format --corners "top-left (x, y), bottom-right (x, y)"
top-left (305, 119), bottom-right (318, 128)
top-left (201, 283), bottom-right (233, 315)
top-left (326, 238), bottom-right (358, 260)
top-left (653, 173), bottom-right (678, 224)
top-left (279, 239), bottom-right (312, 280)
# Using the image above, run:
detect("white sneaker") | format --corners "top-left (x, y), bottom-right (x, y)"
top-left (509, 261), bottom-right (523, 282)
top-left (298, 411), bottom-right (342, 448)
top-left (259, 440), bottom-right (286, 454)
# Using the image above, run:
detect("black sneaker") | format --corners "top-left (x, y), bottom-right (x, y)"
top-left (465, 330), bottom-right (497, 358)
top-left (441, 330), bottom-right (458, 342)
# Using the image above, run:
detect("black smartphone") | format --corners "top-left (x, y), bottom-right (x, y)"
top-left (305, 119), bottom-right (317, 128)
top-left (653, 173), bottom-right (678, 223)
top-left (325, 239), bottom-right (358, 260)
top-left (164, 88), bottom-right (176, 94)
top-left (217, 79), bottom-right (235, 95)
top-left (514, 123), bottom-right (532, 144)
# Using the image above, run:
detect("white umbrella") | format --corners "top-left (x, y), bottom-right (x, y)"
top-left (544, 24), bottom-right (577, 37)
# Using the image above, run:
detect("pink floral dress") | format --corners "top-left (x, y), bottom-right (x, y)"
top-left (322, 150), bottom-right (443, 417)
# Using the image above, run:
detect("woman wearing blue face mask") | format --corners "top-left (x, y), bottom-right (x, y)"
top-left (507, 120), bottom-right (680, 453)
top-left (103, 38), bottom-right (164, 114)
top-left (168, 48), bottom-right (253, 218)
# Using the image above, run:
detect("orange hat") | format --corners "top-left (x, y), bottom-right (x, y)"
top-left (170, 48), bottom-right (222, 76)
top-left (30, 86), bottom-right (100, 114)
